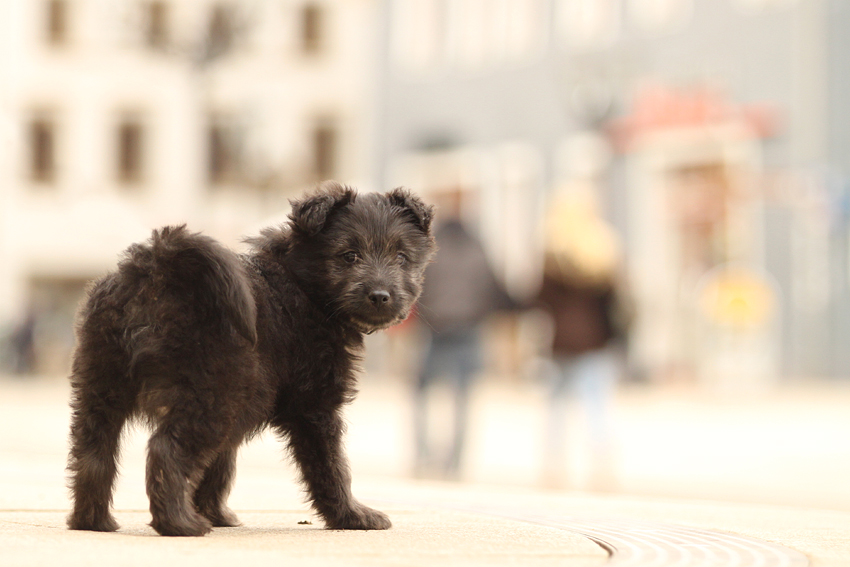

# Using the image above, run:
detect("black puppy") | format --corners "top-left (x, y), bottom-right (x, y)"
top-left (66, 182), bottom-right (435, 536)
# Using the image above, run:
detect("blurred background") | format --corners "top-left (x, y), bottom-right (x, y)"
top-left (2, 0), bottom-right (850, 513)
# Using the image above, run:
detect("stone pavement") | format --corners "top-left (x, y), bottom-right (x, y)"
top-left (0, 507), bottom-right (606, 567)
top-left (3, 375), bottom-right (850, 566)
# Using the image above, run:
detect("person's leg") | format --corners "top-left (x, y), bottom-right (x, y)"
top-left (542, 356), bottom-right (575, 487)
top-left (444, 331), bottom-right (481, 478)
top-left (445, 375), bottom-right (470, 478)
top-left (575, 348), bottom-right (619, 490)
top-left (413, 334), bottom-right (444, 475)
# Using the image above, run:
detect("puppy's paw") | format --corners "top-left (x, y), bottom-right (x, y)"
top-left (67, 510), bottom-right (120, 533)
top-left (151, 512), bottom-right (213, 537)
top-left (325, 502), bottom-right (391, 530)
top-left (200, 505), bottom-right (242, 528)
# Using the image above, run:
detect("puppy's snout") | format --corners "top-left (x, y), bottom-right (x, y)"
top-left (368, 289), bottom-right (392, 307)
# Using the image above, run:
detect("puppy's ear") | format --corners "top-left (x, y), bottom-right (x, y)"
top-left (388, 187), bottom-right (434, 233)
top-left (289, 181), bottom-right (356, 236)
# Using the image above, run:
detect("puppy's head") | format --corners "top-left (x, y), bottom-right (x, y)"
top-left (287, 181), bottom-right (436, 333)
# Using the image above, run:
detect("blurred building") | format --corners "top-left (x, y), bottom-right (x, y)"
top-left (377, 0), bottom-right (850, 381)
top-left (0, 0), bottom-right (380, 373)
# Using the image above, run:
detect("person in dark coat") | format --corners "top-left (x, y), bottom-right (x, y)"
top-left (414, 188), bottom-right (510, 479)
top-left (10, 310), bottom-right (36, 375)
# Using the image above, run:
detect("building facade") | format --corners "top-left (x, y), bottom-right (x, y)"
top-left (377, 0), bottom-right (850, 381)
top-left (0, 0), bottom-right (379, 372)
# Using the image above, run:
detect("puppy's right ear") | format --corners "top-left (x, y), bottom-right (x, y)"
top-left (388, 187), bottom-right (435, 234)
top-left (289, 181), bottom-right (356, 236)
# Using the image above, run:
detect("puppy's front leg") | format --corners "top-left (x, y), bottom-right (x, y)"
top-left (285, 410), bottom-right (391, 530)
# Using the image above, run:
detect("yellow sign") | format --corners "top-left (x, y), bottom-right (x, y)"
top-left (698, 267), bottom-right (776, 328)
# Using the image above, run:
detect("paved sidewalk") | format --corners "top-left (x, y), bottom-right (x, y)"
top-left (5, 476), bottom-right (850, 566)
top-left (0, 506), bottom-right (606, 567)
top-left (3, 375), bottom-right (850, 566)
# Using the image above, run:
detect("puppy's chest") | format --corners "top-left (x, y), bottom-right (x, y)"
top-left (260, 326), bottom-right (356, 396)
top-left (272, 359), bottom-right (357, 418)
top-left (255, 275), bottom-right (362, 408)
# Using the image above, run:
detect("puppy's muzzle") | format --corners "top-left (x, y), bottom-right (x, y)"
top-left (368, 289), bottom-right (392, 307)
top-left (351, 287), bottom-right (406, 333)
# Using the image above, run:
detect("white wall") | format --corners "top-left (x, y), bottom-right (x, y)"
top-left (0, 0), bottom-right (379, 328)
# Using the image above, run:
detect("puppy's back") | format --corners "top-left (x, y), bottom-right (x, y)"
top-left (117, 225), bottom-right (257, 344)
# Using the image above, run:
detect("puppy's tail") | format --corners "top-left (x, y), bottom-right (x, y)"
top-left (128, 225), bottom-right (258, 344)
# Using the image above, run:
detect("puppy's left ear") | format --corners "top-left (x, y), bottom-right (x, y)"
top-left (289, 181), bottom-right (356, 236)
top-left (388, 187), bottom-right (435, 233)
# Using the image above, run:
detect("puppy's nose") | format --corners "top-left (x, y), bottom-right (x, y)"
top-left (368, 290), bottom-right (391, 306)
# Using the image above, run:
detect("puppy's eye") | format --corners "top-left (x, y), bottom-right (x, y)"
top-left (342, 251), bottom-right (359, 264)
top-left (397, 252), bottom-right (408, 265)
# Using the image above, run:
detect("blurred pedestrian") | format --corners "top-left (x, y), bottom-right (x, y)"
top-left (414, 188), bottom-right (510, 480)
top-left (10, 309), bottom-right (36, 375)
top-left (536, 187), bottom-right (631, 491)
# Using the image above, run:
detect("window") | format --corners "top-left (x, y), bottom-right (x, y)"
top-left (627, 0), bottom-right (692, 34)
top-left (732, 0), bottom-right (797, 13)
top-left (502, 0), bottom-right (548, 62)
top-left (46, 0), bottom-right (68, 46)
top-left (448, 0), bottom-right (489, 67)
top-left (300, 3), bottom-right (324, 55)
top-left (311, 119), bottom-right (337, 181)
top-left (29, 117), bottom-right (56, 184)
top-left (27, 277), bottom-right (91, 375)
top-left (391, 0), bottom-right (447, 72)
top-left (393, 0), bottom-right (546, 72)
top-left (558, 0), bottom-right (621, 49)
top-left (207, 116), bottom-right (242, 185)
top-left (117, 118), bottom-right (144, 184)
top-left (448, 0), bottom-right (548, 68)
top-left (207, 4), bottom-right (235, 60)
top-left (145, 1), bottom-right (169, 50)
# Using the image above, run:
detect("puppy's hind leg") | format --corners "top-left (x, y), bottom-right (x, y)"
top-left (146, 423), bottom-right (217, 536)
top-left (145, 392), bottom-right (238, 537)
top-left (67, 368), bottom-right (133, 532)
top-left (193, 446), bottom-right (241, 527)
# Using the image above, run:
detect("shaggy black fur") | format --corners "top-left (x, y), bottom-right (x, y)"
top-left (66, 182), bottom-right (435, 536)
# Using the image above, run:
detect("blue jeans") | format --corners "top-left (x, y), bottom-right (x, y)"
top-left (414, 329), bottom-right (481, 477)
top-left (544, 347), bottom-right (618, 481)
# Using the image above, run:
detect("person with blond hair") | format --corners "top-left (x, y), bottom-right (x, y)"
top-left (537, 186), bottom-right (630, 490)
